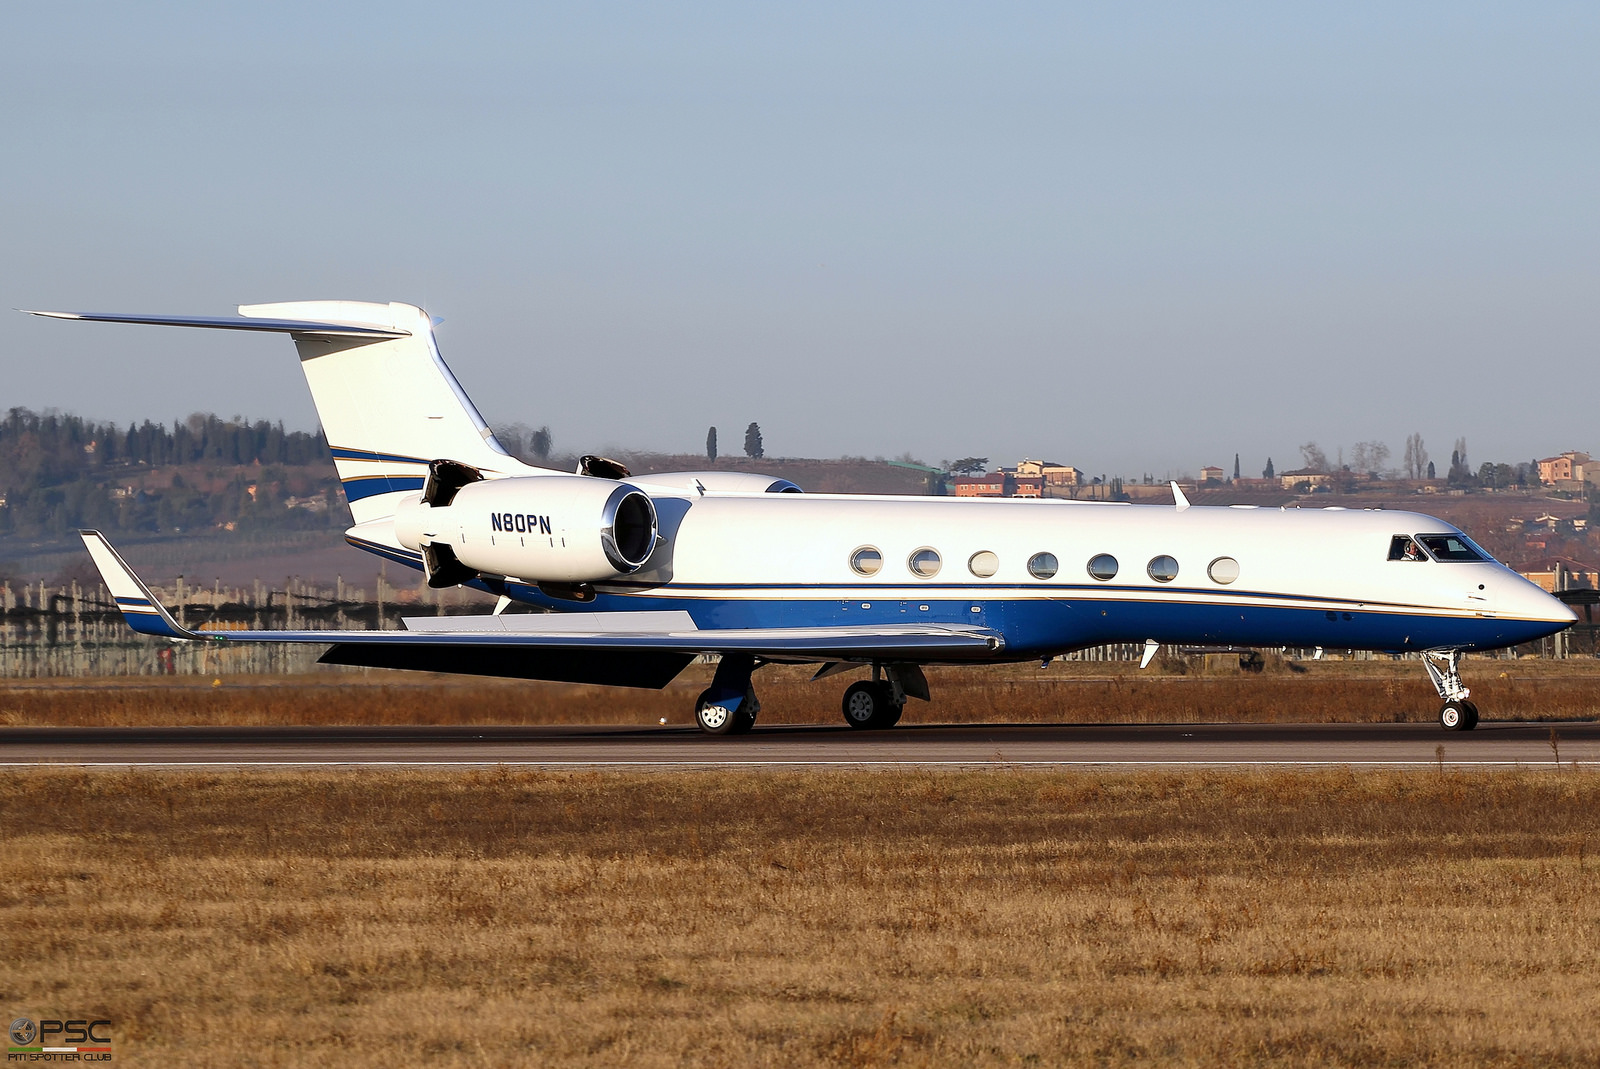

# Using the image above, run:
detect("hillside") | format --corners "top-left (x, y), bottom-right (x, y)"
top-left (0, 411), bottom-right (939, 584)
top-left (4, 408), bottom-right (1594, 586)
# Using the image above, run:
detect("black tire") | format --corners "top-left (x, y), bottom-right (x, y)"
top-left (842, 681), bottom-right (900, 729)
top-left (1460, 700), bottom-right (1480, 731)
top-left (1440, 701), bottom-right (1471, 732)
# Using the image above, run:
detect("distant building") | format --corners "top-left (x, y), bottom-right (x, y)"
top-left (1045, 466), bottom-right (1081, 487)
top-left (1016, 459), bottom-right (1082, 487)
top-left (1279, 468), bottom-right (1332, 490)
top-left (1011, 476), bottom-right (1044, 498)
top-left (954, 472), bottom-right (1009, 497)
top-left (1539, 451), bottom-right (1595, 487)
top-left (1200, 465), bottom-right (1225, 485)
top-left (1521, 558), bottom-right (1600, 593)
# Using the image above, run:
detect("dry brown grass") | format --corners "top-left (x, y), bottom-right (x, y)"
top-left (1, 658), bottom-right (1598, 728)
top-left (2, 768), bottom-right (1599, 1066)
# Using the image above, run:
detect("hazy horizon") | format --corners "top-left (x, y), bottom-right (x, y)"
top-left (4, 4), bottom-right (1595, 478)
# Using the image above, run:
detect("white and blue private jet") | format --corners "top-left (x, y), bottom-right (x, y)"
top-left (29, 301), bottom-right (1575, 733)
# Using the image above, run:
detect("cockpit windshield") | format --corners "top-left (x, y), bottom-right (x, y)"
top-left (1417, 533), bottom-right (1487, 562)
top-left (1387, 535), bottom-right (1428, 561)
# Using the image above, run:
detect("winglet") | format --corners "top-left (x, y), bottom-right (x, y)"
top-left (79, 530), bottom-right (197, 640)
top-left (1171, 481), bottom-right (1190, 511)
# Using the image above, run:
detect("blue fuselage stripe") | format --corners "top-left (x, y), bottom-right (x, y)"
top-left (334, 543), bottom-right (1565, 658)
top-left (501, 585), bottom-right (1564, 657)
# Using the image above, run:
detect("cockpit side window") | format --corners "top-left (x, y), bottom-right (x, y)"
top-left (1388, 535), bottom-right (1428, 561)
top-left (1418, 533), bottom-right (1486, 562)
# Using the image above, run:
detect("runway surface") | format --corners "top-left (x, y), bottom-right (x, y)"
top-left (3, 720), bottom-right (1599, 768)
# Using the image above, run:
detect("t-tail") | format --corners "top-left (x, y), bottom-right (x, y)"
top-left (26, 301), bottom-right (545, 525)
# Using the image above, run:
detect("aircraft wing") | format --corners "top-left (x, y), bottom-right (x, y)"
top-left (81, 531), bottom-right (1002, 687)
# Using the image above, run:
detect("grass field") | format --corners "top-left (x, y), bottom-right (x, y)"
top-left (2, 768), bottom-right (1598, 1066)
top-left (2, 657), bottom-right (1598, 728)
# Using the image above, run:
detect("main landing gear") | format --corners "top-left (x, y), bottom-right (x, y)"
top-left (1425, 650), bottom-right (1479, 732)
top-left (694, 654), bottom-right (761, 735)
top-left (840, 664), bottom-right (927, 730)
top-left (689, 659), bottom-right (931, 735)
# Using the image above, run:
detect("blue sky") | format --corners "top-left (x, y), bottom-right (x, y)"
top-left (3, 3), bottom-right (1596, 477)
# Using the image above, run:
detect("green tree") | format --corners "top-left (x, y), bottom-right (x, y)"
top-left (948, 457), bottom-right (989, 476)
top-left (706, 426), bottom-right (718, 463)
top-left (744, 422), bottom-right (764, 459)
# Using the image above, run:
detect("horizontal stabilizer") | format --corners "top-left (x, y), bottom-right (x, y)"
top-left (26, 310), bottom-right (409, 338)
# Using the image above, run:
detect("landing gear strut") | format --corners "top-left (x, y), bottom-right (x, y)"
top-left (1425, 650), bottom-right (1479, 732)
top-left (694, 654), bottom-right (761, 735)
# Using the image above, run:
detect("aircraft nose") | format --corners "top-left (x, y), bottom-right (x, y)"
top-left (1509, 581), bottom-right (1578, 625)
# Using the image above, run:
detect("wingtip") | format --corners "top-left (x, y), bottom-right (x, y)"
top-left (78, 530), bottom-right (196, 641)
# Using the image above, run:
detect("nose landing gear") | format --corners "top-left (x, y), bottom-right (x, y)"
top-left (1425, 650), bottom-right (1479, 731)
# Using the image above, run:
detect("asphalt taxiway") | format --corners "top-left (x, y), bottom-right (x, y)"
top-left (2, 720), bottom-right (1598, 768)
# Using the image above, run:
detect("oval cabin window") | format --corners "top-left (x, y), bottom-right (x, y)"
top-left (968, 551), bottom-right (999, 578)
top-left (1087, 554), bottom-right (1119, 581)
top-left (1208, 557), bottom-right (1240, 584)
top-left (850, 547), bottom-right (883, 576)
top-left (1027, 552), bottom-right (1059, 580)
top-left (908, 548), bottom-right (942, 578)
top-left (1147, 555), bottom-right (1179, 583)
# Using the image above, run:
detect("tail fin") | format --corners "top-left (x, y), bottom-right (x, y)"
top-left (29, 300), bottom-right (543, 524)
top-left (239, 301), bottom-right (537, 522)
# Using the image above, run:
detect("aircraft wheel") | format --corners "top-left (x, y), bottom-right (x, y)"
top-left (842, 681), bottom-right (899, 729)
top-left (695, 689), bottom-right (735, 735)
top-left (695, 687), bottom-right (758, 735)
top-left (1460, 699), bottom-right (1480, 731)
top-left (1439, 701), bottom-right (1473, 732)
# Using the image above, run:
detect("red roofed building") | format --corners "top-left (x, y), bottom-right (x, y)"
top-left (954, 472), bottom-right (1009, 497)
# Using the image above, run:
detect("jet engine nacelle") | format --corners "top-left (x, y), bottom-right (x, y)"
top-left (394, 475), bottom-right (658, 584)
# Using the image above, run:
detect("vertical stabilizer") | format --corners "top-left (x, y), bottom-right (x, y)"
top-left (237, 301), bottom-right (540, 523)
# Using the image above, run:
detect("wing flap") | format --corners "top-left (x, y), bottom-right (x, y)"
top-left (202, 625), bottom-right (999, 658)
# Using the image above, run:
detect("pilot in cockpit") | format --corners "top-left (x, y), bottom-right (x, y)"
top-left (1388, 535), bottom-right (1427, 561)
